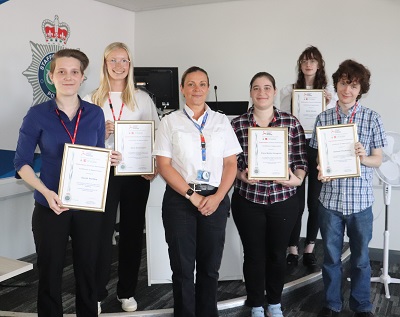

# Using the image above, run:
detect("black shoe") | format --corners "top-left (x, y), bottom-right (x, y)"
top-left (286, 253), bottom-right (298, 266)
top-left (354, 313), bottom-right (374, 317)
top-left (303, 252), bottom-right (317, 267)
top-left (318, 307), bottom-right (340, 317)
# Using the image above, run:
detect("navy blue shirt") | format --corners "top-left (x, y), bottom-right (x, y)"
top-left (14, 97), bottom-right (106, 208)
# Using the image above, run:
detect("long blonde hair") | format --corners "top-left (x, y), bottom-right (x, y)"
top-left (91, 42), bottom-right (136, 111)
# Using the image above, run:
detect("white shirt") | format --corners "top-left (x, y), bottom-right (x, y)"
top-left (84, 89), bottom-right (160, 149)
top-left (153, 104), bottom-right (242, 187)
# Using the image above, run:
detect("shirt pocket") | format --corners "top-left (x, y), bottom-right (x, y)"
top-left (208, 124), bottom-right (225, 158)
top-left (171, 129), bottom-right (195, 159)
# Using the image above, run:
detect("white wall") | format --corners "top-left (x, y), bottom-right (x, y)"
top-left (133, 0), bottom-right (400, 251)
top-left (0, 0), bottom-right (136, 258)
top-left (2, 0), bottom-right (400, 257)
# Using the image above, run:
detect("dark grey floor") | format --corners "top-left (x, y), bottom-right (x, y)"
top-left (1, 238), bottom-right (399, 316)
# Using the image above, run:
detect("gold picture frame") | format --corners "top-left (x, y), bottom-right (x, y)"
top-left (316, 123), bottom-right (361, 179)
top-left (114, 120), bottom-right (155, 176)
top-left (248, 127), bottom-right (289, 180)
top-left (58, 143), bottom-right (112, 212)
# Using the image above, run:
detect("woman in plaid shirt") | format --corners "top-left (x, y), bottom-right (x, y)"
top-left (231, 72), bottom-right (307, 317)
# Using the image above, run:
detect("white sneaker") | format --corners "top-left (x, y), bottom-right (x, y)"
top-left (266, 303), bottom-right (283, 317)
top-left (117, 296), bottom-right (138, 312)
top-left (252, 306), bottom-right (265, 317)
top-left (97, 302), bottom-right (101, 315)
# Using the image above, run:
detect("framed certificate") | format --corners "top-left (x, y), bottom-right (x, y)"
top-left (292, 89), bottom-right (325, 134)
top-left (58, 144), bottom-right (112, 212)
top-left (114, 120), bottom-right (155, 176)
top-left (316, 123), bottom-right (361, 179)
top-left (248, 127), bottom-right (289, 180)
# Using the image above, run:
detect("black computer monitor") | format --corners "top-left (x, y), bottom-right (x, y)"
top-left (206, 101), bottom-right (249, 116)
top-left (134, 67), bottom-right (179, 111)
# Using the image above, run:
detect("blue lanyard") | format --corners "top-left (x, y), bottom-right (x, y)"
top-left (183, 109), bottom-right (208, 162)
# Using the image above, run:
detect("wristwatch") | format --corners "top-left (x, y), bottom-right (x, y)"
top-left (185, 188), bottom-right (194, 199)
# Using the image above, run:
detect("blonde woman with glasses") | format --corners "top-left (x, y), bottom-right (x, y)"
top-left (84, 42), bottom-right (159, 314)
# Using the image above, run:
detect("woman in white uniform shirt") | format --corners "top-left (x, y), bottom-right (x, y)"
top-left (154, 66), bottom-right (242, 317)
top-left (84, 42), bottom-right (159, 313)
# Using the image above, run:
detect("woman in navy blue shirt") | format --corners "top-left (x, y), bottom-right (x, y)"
top-left (14, 49), bottom-right (120, 317)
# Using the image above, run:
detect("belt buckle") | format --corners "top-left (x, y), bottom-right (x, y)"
top-left (191, 184), bottom-right (201, 192)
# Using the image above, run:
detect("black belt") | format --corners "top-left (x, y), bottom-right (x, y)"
top-left (188, 183), bottom-right (217, 192)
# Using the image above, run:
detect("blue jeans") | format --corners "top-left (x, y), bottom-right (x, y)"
top-left (318, 204), bottom-right (373, 313)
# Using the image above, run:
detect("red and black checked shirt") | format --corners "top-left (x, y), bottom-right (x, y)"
top-left (231, 106), bottom-right (307, 205)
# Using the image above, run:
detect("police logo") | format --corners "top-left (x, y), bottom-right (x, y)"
top-left (23, 15), bottom-right (70, 105)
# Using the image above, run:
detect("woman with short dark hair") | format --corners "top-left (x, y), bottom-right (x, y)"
top-left (14, 48), bottom-right (120, 316)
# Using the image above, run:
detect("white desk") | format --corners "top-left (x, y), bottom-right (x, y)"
top-left (0, 256), bottom-right (33, 282)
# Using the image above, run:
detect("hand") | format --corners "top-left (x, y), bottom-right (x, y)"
top-left (324, 89), bottom-right (332, 105)
top-left (238, 168), bottom-right (259, 185)
top-left (275, 169), bottom-right (302, 187)
top-left (355, 141), bottom-right (367, 163)
top-left (43, 189), bottom-right (69, 215)
top-left (188, 192), bottom-right (205, 209)
top-left (105, 120), bottom-right (115, 140)
top-left (317, 164), bottom-right (332, 183)
top-left (141, 167), bottom-right (158, 181)
top-left (197, 194), bottom-right (223, 216)
top-left (110, 150), bottom-right (122, 166)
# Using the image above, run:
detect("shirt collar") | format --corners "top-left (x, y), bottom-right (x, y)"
top-left (49, 95), bottom-right (85, 112)
top-left (184, 104), bottom-right (210, 121)
top-left (336, 101), bottom-right (360, 116)
top-left (247, 105), bottom-right (280, 126)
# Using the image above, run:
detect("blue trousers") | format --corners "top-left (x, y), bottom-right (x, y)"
top-left (162, 185), bottom-right (229, 317)
top-left (318, 204), bottom-right (373, 313)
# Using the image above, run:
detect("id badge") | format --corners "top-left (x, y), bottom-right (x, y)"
top-left (196, 170), bottom-right (211, 182)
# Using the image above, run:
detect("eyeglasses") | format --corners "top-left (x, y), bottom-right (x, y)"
top-left (106, 59), bottom-right (130, 66)
top-left (300, 59), bottom-right (318, 65)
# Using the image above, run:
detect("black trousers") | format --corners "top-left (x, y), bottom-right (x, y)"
top-left (288, 142), bottom-right (322, 247)
top-left (231, 191), bottom-right (298, 306)
top-left (32, 202), bottom-right (102, 317)
top-left (96, 169), bottom-right (150, 301)
top-left (162, 185), bottom-right (229, 317)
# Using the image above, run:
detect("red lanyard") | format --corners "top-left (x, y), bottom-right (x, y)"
top-left (108, 95), bottom-right (124, 121)
top-left (55, 108), bottom-right (82, 144)
top-left (336, 102), bottom-right (358, 124)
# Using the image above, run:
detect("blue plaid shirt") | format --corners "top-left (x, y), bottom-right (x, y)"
top-left (231, 106), bottom-right (307, 205)
top-left (309, 103), bottom-right (387, 215)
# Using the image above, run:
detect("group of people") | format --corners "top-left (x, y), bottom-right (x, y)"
top-left (14, 42), bottom-right (386, 317)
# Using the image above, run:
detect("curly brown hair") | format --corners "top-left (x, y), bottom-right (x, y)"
top-left (332, 59), bottom-right (371, 100)
top-left (295, 46), bottom-right (327, 90)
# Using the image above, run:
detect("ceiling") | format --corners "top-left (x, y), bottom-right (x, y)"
top-left (93, 0), bottom-right (241, 12)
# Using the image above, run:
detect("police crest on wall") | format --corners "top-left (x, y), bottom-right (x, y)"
top-left (22, 15), bottom-right (71, 105)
